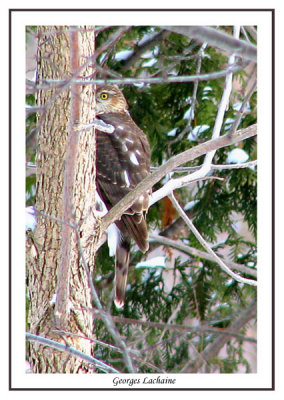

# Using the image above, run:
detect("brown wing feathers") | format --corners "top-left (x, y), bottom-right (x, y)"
top-left (95, 87), bottom-right (151, 307)
top-left (96, 112), bottom-right (151, 247)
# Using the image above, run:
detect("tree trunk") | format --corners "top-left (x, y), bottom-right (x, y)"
top-left (27, 26), bottom-right (99, 373)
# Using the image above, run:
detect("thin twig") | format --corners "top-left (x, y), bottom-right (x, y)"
top-left (162, 26), bottom-right (257, 62)
top-left (150, 160), bottom-right (257, 173)
top-left (120, 30), bottom-right (170, 72)
top-left (92, 313), bottom-right (257, 344)
top-left (26, 332), bottom-right (120, 373)
top-left (51, 329), bottom-right (164, 373)
top-left (230, 78), bottom-right (257, 135)
top-left (149, 233), bottom-right (257, 278)
top-left (52, 329), bottom-right (140, 356)
top-left (168, 192), bottom-right (257, 286)
top-left (30, 61), bottom-right (248, 91)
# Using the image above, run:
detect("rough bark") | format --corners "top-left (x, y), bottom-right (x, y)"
top-left (27, 26), bottom-right (99, 373)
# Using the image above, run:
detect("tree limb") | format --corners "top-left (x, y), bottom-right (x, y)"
top-left (168, 193), bottom-right (257, 286)
top-left (149, 233), bottom-right (257, 278)
top-left (30, 61), bottom-right (248, 90)
top-left (92, 313), bottom-right (257, 344)
top-left (162, 26), bottom-right (257, 62)
top-left (100, 123), bottom-right (257, 234)
top-left (26, 333), bottom-right (120, 373)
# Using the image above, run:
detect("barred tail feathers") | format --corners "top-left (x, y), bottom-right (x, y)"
top-left (114, 237), bottom-right (131, 308)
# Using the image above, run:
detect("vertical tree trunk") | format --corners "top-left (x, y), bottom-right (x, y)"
top-left (27, 26), bottom-right (99, 373)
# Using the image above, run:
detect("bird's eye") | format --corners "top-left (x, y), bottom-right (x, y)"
top-left (100, 92), bottom-right (109, 100)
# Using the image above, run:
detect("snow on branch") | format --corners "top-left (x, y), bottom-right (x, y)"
top-left (100, 123), bottom-right (257, 234)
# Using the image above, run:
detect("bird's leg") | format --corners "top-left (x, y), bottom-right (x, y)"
top-left (74, 119), bottom-right (115, 134)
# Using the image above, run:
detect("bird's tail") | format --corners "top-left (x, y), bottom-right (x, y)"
top-left (114, 237), bottom-right (131, 308)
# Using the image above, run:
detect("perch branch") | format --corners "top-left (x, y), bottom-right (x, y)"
top-left (100, 123), bottom-right (257, 234)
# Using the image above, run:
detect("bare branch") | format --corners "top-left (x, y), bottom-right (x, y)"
top-left (168, 192), bottom-right (257, 286)
top-left (162, 26), bottom-right (257, 62)
top-left (92, 314), bottom-right (257, 344)
top-left (244, 26), bottom-right (257, 42)
top-left (74, 119), bottom-right (115, 134)
top-left (51, 329), bottom-right (164, 373)
top-left (30, 61), bottom-right (248, 90)
top-left (230, 77), bottom-right (257, 135)
top-left (26, 333), bottom-right (120, 373)
top-left (149, 233), bottom-right (257, 278)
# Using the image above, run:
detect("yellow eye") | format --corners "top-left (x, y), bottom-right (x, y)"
top-left (100, 92), bottom-right (109, 100)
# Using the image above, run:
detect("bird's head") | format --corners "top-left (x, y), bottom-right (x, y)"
top-left (96, 85), bottom-right (128, 114)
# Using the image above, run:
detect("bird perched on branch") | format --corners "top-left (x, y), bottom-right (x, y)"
top-left (95, 85), bottom-right (151, 308)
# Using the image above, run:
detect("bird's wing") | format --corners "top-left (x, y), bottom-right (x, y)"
top-left (96, 112), bottom-right (151, 250)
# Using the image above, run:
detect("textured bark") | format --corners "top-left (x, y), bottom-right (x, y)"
top-left (27, 26), bottom-right (99, 373)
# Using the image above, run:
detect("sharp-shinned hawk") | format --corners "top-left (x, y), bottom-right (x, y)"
top-left (95, 85), bottom-right (151, 308)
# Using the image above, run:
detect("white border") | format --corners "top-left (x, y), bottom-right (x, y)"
top-left (11, 9), bottom-right (272, 390)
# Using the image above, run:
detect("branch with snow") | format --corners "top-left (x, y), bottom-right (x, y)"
top-left (100, 123), bottom-right (257, 234)
top-left (150, 159), bottom-right (257, 173)
top-left (149, 27), bottom-right (242, 206)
